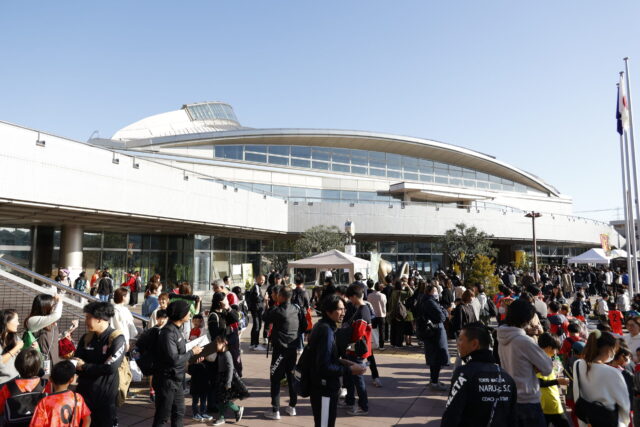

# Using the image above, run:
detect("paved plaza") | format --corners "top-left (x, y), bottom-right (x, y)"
top-left (119, 335), bottom-right (453, 426)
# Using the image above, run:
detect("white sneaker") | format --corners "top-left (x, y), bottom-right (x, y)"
top-left (347, 406), bottom-right (369, 416)
top-left (284, 406), bottom-right (296, 416)
top-left (254, 344), bottom-right (267, 351)
top-left (264, 410), bottom-right (281, 420)
top-left (339, 388), bottom-right (347, 399)
top-left (212, 419), bottom-right (225, 426)
top-left (372, 378), bottom-right (383, 388)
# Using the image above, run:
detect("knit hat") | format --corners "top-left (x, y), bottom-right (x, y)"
top-left (166, 300), bottom-right (190, 321)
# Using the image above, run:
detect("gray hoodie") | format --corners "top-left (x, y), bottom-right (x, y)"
top-left (497, 325), bottom-right (553, 404)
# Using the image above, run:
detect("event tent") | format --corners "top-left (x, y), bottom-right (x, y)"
top-left (610, 249), bottom-right (628, 259)
top-left (288, 249), bottom-right (371, 283)
top-left (567, 248), bottom-right (611, 264)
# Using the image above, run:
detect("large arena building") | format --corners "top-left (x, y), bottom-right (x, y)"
top-left (0, 101), bottom-right (621, 289)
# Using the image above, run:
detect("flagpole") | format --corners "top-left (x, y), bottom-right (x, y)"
top-left (620, 123), bottom-right (634, 295)
top-left (624, 129), bottom-right (640, 294)
top-left (624, 58), bottom-right (640, 293)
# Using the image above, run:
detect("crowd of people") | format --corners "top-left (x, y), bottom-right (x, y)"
top-left (2, 264), bottom-right (640, 426)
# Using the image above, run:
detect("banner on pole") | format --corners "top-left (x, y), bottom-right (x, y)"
top-left (600, 233), bottom-right (611, 255)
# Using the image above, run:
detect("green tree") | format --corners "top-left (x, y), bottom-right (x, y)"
top-left (438, 223), bottom-right (497, 279)
top-left (466, 254), bottom-right (502, 296)
top-left (294, 225), bottom-right (346, 259)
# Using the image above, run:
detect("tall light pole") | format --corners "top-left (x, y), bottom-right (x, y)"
top-left (525, 211), bottom-right (542, 282)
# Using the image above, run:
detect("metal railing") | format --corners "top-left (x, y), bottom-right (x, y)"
top-left (0, 257), bottom-right (148, 322)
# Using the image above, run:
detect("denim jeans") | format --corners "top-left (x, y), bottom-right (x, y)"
top-left (344, 356), bottom-right (368, 411)
top-left (515, 403), bottom-right (546, 427)
top-left (99, 294), bottom-right (109, 302)
top-left (192, 393), bottom-right (207, 416)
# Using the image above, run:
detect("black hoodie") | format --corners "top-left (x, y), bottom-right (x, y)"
top-left (441, 349), bottom-right (517, 427)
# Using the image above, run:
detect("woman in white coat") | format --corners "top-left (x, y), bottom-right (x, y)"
top-left (111, 287), bottom-right (138, 350)
top-left (573, 330), bottom-right (630, 427)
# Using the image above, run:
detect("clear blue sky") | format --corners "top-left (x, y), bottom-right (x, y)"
top-left (2, 1), bottom-right (639, 222)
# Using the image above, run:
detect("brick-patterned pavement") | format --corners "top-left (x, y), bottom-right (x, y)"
top-left (119, 339), bottom-right (453, 426)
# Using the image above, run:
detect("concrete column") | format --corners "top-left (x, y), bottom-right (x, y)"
top-left (60, 225), bottom-right (83, 281)
top-left (34, 226), bottom-right (54, 278)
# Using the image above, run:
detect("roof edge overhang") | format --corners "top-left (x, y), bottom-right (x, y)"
top-left (119, 128), bottom-right (561, 197)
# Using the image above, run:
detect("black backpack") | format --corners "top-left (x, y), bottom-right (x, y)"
top-left (293, 344), bottom-right (313, 398)
top-left (133, 327), bottom-right (160, 376)
top-left (293, 304), bottom-right (308, 335)
top-left (3, 379), bottom-right (47, 427)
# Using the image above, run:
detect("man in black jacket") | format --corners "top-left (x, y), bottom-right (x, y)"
top-left (247, 274), bottom-right (266, 350)
top-left (309, 295), bottom-right (366, 427)
top-left (263, 286), bottom-right (304, 420)
top-left (75, 302), bottom-right (126, 427)
top-left (441, 323), bottom-right (517, 427)
top-left (152, 300), bottom-right (203, 427)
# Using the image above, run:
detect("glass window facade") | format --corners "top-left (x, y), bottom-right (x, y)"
top-left (212, 144), bottom-right (541, 194)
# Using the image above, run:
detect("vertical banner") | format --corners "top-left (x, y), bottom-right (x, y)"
top-left (600, 234), bottom-right (611, 255)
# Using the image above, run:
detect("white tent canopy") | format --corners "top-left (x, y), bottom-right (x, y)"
top-left (567, 248), bottom-right (611, 265)
top-left (610, 249), bottom-right (628, 259)
top-left (288, 249), bottom-right (370, 283)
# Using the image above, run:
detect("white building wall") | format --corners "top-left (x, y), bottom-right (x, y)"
top-left (0, 122), bottom-right (288, 233)
top-left (288, 201), bottom-right (618, 246)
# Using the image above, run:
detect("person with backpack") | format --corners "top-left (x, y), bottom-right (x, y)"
top-left (29, 360), bottom-right (91, 427)
top-left (152, 300), bottom-right (203, 427)
top-left (340, 284), bottom-right (372, 416)
top-left (247, 275), bottom-right (267, 351)
top-left (0, 349), bottom-right (51, 425)
top-left (262, 286), bottom-right (303, 420)
top-left (571, 292), bottom-right (590, 322)
top-left (306, 295), bottom-right (366, 427)
top-left (547, 301), bottom-right (569, 340)
top-left (211, 336), bottom-right (247, 426)
top-left (441, 323), bottom-right (517, 426)
top-left (73, 271), bottom-right (87, 293)
top-left (388, 279), bottom-right (412, 348)
top-left (97, 272), bottom-right (113, 303)
top-left (291, 275), bottom-right (310, 352)
top-left (418, 284), bottom-right (450, 391)
top-left (73, 302), bottom-right (126, 427)
top-left (133, 309), bottom-right (167, 403)
top-left (559, 322), bottom-right (585, 362)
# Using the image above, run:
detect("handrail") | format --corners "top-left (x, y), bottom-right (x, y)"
top-left (0, 257), bottom-right (149, 322)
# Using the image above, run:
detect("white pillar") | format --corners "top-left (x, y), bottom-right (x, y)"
top-left (60, 225), bottom-right (83, 282)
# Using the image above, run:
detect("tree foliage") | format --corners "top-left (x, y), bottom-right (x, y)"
top-left (466, 254), bottom-right (502, 296)
top-left (294, 225), bottom-right (346, 259)
top-left (438, 223), bottom-right (497, 279)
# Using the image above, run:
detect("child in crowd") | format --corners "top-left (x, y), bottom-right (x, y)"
top-left (142, 282), bottom-right (161, 329)
top-left (213, 336), bottom-right (245, 426)
top-left (536, 333), bottom-right (571, 427)
top-left (189, 314), bottom-right (204, 340)
top-left (188, 357), bottom-right (212, 421)
top-left (149, 292), bottom-right (169, 328)
top-left (610, 345), bottom-right (634, 410)
top-left (30, 360), bottom-right (91, 427)
top-left (0, 349), bottom-right (51, 418)
top-left (564, 341), bottom-right (585, 427)
top-left (608, 303), bottom-right (625, 335)
top-left (559, 322), bottom-right (584, 363)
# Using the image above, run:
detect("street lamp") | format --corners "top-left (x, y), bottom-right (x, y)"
top-left (525, 211), bottom-right (542, 282)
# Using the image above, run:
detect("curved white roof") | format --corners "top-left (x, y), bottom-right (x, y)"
top-left (125, 128), bottom-right (560, 196)
top-left (110, 103), bottom-right (560, 196)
